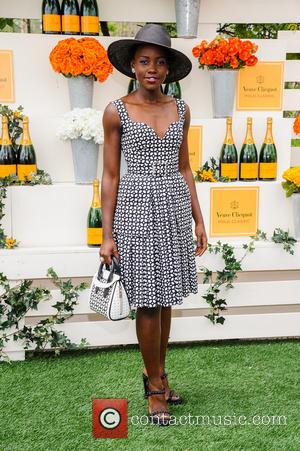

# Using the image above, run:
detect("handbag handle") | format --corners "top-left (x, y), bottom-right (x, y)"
top-left (97, 256), bottom-right (121, 282)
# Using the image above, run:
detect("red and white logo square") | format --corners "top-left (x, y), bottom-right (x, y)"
top-left (92, 398), bottom-right (128, 439)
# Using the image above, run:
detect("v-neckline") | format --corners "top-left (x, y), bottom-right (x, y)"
top-left (119, 97), bottom-right (180, 141)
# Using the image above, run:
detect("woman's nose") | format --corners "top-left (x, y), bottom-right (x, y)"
top-left (147, 61), bottom-right (157, 72)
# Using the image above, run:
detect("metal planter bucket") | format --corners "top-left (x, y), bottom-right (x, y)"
top-left (292, 193), bottom-right (300, 240)
top-left (209, 69), bottom-right (238, 118)
top-left (175, 0), bottom-right (200, 38)
top-left (67, 75), bottom-right (94, 109)
top-left (71, 138), bottom-right (99, 184)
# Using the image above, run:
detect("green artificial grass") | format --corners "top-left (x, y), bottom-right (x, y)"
top-left (1, 339), bottom-right (300, 451)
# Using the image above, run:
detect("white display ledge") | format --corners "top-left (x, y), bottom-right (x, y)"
top-left (27, 280), bottom-right (300, 317)
top-left (4, 312), bottom-right (300, 361)
top-left (1, 241), bottom-right (300, 280)
top-left (3, 180), bottom-right (295, 248)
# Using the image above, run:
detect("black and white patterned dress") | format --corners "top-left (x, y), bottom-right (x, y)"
top-left (111, 97), bottom-right (198, 309)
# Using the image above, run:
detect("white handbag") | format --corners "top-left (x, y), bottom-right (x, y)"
top-left (89, 256), bottom-right (130, 321)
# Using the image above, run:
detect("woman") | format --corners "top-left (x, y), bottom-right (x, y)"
top-left (100, 23), bottom-right (207, 426)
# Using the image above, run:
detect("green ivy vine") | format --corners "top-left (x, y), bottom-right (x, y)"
top-left (199, 228), bottom-right (297, 324)
top-left (0, 268), bottom-right (88, 363)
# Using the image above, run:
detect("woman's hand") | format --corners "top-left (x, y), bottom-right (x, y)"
top-left (194, 221), bottom-right (208, 257)
top-left (99, 237), bottom-right (120, 265)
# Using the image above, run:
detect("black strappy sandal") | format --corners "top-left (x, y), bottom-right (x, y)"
top-left (161, 372), bottom-right (184, 405)
top-left (143, 372), bottom-right (184, 405)
top-left (144, 386), bottom-right (171, 426)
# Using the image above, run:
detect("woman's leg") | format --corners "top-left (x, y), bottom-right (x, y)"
top-left (159, 306), bottom-right (171, 374)
top-left (136, 306), bottom-right (169, 415)
top-left (159, 306), bottom-right (181, 401)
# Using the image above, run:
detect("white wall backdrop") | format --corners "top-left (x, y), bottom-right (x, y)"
top-left (0, 33), bottom-right (289, 183)
top-left (1, 2), bottom-right (300, 359)
top-left (1, 0), bottom-right (300, 23)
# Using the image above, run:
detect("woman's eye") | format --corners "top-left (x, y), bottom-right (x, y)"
top-left (158, 59), bottom-right (167, 65)
top-left (139, 59), bottom-right (148, 64)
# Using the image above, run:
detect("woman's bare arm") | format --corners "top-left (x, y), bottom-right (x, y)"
top-left (178, 102), bottom-right (207, 256)
top-left (99, 103), bottom-right (121, 262)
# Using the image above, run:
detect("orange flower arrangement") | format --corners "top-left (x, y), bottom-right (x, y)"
top-left (49, 37), bottom-right (113, 82)
top-left (192, 36), bottom-right (258, 70)
top-left (293, 115), bottom-right (300, 135)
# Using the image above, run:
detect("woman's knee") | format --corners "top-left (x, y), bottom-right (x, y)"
top-left (137, 305), bottom-right (161, 317)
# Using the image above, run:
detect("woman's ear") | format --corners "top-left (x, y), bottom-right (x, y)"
top-left (130, 58), bottom-right (135, 73)
top-left (166, 59), bottom-right (170, 75)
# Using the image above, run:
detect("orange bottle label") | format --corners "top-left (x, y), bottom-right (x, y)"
top-left (259, 162), bottom-right (277, 179)
top-left (81, 16), bottom-right (99, 33)
top-left (240, 162), bottom-right (258, 179)
top-left (221, 163), bottom-right (238, 179)
top-left (17, 164), bottom-right (37, 181)
top-left (0, 164), bottom-right (17, 178)
top-left (43, 14), bottom-right (61, 32)
top-left (87, 228), bottom-right (103, 245)
top-left (62, 15), bottom-right (80, 32)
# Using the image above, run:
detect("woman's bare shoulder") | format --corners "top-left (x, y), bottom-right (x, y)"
top-left (119, 93), bottom-right (137, 105)
top-left (103, 101), bottom-right (121, 128)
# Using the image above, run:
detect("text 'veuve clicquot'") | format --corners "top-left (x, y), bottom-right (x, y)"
top-left (239, 117), bottom-right (258, 181)
top-left (259, 117), bottom-right (277, 181)
top-left (17, 116), bottom-right (37, 181)
top-left (87, 178), bottom-right (103, 247)
top-left (42, 0), bottom-right (61, 34)
top-left (220, 117), bottom-right (238, 181)
top-left (0, 116), bottom-right (17, 178)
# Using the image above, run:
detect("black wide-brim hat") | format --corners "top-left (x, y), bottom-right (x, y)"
top-left (107, 23), bottom-right (192, 84)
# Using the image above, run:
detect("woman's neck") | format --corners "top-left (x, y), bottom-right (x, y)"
top-left (134, 85), bottom-right (165, 103)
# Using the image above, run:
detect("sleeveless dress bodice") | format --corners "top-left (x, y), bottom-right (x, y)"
top-left (111, 97), bottom-right (198, 308)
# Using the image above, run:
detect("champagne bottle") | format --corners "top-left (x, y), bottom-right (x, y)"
top-left (87, 179), bottom-right (103, 247)
top-left (164, 81), bottom-right (182, 99)
top-left (127, 78), bottom-right (140, 94)
top-left (61, 0), bottom-right (80, 35)
top-left (259, 117), bottom-right (277, 181)
top-left (17, 116), bottom-right (37, 181)
top-left (239, 117), bottom-right (258, 181)
top-left (80, 0), bottom-right (99, 36)
top-left (220, 117), bottom-right (238, 181)
top-left (42, 0), bottom-right (61, 34)
top-left (0, 116), bottom-right (17, 178)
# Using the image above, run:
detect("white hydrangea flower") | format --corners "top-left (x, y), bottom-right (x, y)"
top-left (57, 108), bottom-right (104, 144)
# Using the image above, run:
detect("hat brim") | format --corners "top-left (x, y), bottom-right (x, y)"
top-left (107, 39), bottom-right (192, 84)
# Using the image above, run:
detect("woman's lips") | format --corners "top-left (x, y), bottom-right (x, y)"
top-left (145, 76), bottom-right (159, 83)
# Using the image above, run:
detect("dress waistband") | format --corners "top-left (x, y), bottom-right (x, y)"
top-left (127, 161), bottom-right (179, 177)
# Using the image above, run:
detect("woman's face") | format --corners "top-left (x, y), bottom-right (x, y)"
top-left (131, 44), bottom-right (169, 89)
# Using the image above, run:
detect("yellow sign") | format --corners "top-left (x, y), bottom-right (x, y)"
top-left (188, 125), bottom-right (202, 173)
top-left (236, 61), bottom-right (284, 110)
top-left (210, 186), bottom-right (259, 237)
top-left (0, 50), bottom-right (14, 103)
